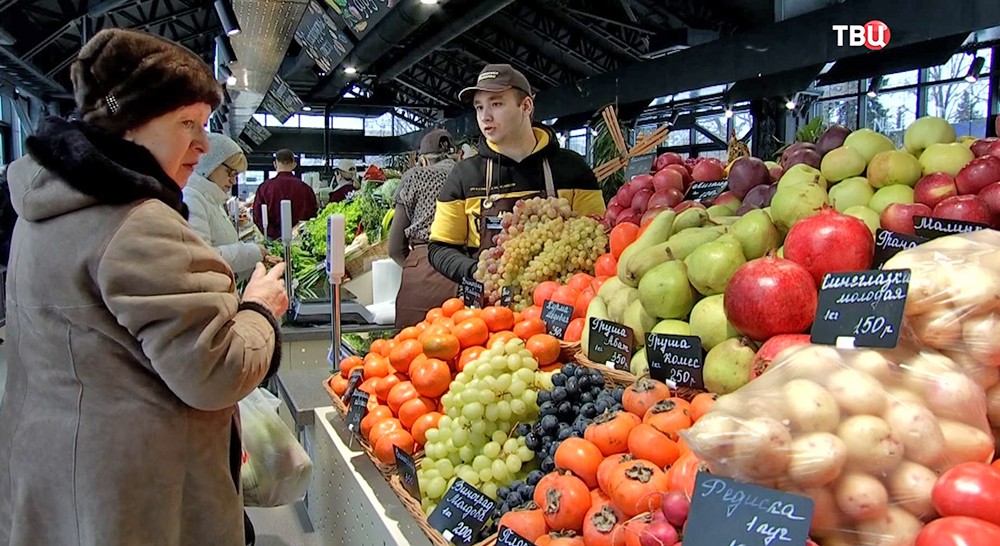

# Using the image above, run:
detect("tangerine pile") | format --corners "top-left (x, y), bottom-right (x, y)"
top-left (328, 298), bottom-right (567, 464)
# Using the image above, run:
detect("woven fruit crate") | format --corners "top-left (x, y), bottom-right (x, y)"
top-left (345, 238), bottom-right (390, 278)
top-left (322, 376), bottom-right (409, 478)
top-left (574, 349), bottom-right (704, 401)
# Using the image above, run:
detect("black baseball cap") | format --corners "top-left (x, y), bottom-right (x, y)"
top-left (458, 64), bottom-right (533, 103)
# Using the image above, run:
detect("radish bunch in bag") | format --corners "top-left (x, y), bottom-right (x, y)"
top-left (681, 343), bottom-right (994, 546)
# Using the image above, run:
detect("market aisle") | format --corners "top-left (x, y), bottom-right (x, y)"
top-left (247, 503), bottom-right (324, 546)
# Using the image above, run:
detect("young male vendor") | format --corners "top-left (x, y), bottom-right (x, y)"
top-left (428, 64), bottom-right (606, 282)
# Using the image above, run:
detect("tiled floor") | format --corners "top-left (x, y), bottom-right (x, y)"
top-left (0, 337), bottom-right (325, 546)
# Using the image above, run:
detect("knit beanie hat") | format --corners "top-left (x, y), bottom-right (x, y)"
top-left (195, 133), bottom-right (243, 178)
top-left (71, 28), bottom-right (222, 135)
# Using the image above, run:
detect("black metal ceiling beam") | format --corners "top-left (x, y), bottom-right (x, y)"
top-left (531, 0), bottom-right (1000, 121)
top-left (398, 65), bottom-right (464, 107)
top-left (457, 33), bottom-right (564, 88)
top-left (540, 5), bottom-right (643, 61)
top-left (488, 8), bottom-right (610, 77)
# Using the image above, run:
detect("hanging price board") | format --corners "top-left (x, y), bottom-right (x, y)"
top-left (645, 333), bottom-right (705, 389)
top-left (541, 300), bottom-right (573, 340)
top-left (913, 215), bottom-right (989, 239)
top-left (873, 229), bottom-right (927, 269)
top-left (810, 269), bottom-right (910, 349)
top-left (428, 479), bottom-right (497, 546)
top-left (587, 319), bottom-right (634, 372)
top-left (684, 473), bottom-right (814, 546)
top-left (624, 153), bottom-right (656, 179)
top-left (460, 277), bottom-right (485, 308)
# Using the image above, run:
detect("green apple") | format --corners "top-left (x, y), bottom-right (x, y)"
top-left (919, 143), bottom-right (975, 177)
top-left (843, 205), bottom-right (880, 234)
top-left (777, 164), bottom-right (828, 190)
top-left (820, 146), bottom-right (867, 182)
top-left (869, 184), bottom-right (914, 215)
top-left (843, 129), bottom-right (895, 165)
top-left (904, 116), bottom-right (957, 157)
top-left (829, 176), bottom-right (875, 212)
top-left (866, 150), bottom-right (923, 188)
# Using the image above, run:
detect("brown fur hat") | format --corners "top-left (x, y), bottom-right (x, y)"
top-left (70, 28), bottom-right (222, 135)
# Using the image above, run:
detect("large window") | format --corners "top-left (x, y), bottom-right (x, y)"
top-left (864, 87), bottom-right (917, 147)
top-left (564, 128), bottom-right (588, 157)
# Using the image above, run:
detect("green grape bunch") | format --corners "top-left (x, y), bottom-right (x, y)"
top-left (474, 197), bottom-right (609, 310)
top-left (416, 339), bottom-right (554, 515)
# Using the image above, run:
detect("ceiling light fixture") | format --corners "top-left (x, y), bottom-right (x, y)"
top-left (214, 0), bottom-right (241, 36)
top-left (785, 99), bottom-right (796, 110)
top-left (419, 0), bottom-right (438, 4)
top-left (965, 56), bottom-right (986, 83)
top-left (867, 77), bottom-right (881, 98)
top-left (724, 105), bottom-right (734, 118)
top-left (216, 35), bottom-right (237, 65)
top-left (303, 106), bottom-right (312, 111)
top-left (219, 65), bottom-right (237, 87)
top-left (344, 66), bottom-right (358, 75)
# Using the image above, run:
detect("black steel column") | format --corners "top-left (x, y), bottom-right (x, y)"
top-left (750, 97), bottom-right (787, 161)
top-left (323, 104), bottom-right (331, 172)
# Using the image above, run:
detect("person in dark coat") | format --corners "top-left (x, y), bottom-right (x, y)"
top-left (252, 149), bottom-right (319, 239)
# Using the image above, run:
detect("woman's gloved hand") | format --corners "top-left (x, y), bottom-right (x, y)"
top-left (242, 262), bottom-right (289, 318)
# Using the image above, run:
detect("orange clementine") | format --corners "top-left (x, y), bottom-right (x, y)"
top-left (521, 305), bottom-right (543, 321)
top-left (481, 306), bottom-right (515, 332)
top-left (374, 373), bottom-right (404, 404)
top-left (397, 326), bottom-right (421, 341)
top-left (458, 346), bottom-right (485, 372)
top-left (328, 374), bottom-right (349, 397)
top-left (453, 317), bottom-right (489, 349)
top-left (488, 331), bottom-right (518, 348)
top-left (441, 297), bottom-right (465, 318)
top-left (411, 358), bottom-right (452, 398)
top-left (398, 396), bottom-right (436, 430)
top-left (387, 382), bottom-right (419, 415)
top-left (410, 412), bottom-right (442, 446)
top-left (388, 338), bottom-right (422, 373)
top-left (594, 253), bottom-right (617, 277)
top-left (362, 353), bottom-right (390, 379)
top-left (374, 429), bottom-right (415, 465)
top-left (533, 281), bottom-right (561, 308)
top-left (564, 318), bottom-right (585, 343)
top-left (568, 273), bottom-right (595, 292)
top-left (425, 307), bottom-right (444, 323)
top-left (339, 355), bottom-right (363, 379)
top-left (526, 334), bottom-right (561, 366)
top-left (369, 339), bottom-right (390, 357)
top-left (423, 333), bottom-right (460, 361)
top-left (514, 318), bottom-right (547, 340)
top-left (451, 308), bottom-right (481, 324)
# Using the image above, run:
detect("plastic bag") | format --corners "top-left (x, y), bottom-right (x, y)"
top-left (682, 343), bottom-right (994, 546)
top-left (239, 388), bottom-right (313, 507)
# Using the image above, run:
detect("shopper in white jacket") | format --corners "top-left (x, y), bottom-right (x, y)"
top-left (184, 133), bottom-right (268, 279)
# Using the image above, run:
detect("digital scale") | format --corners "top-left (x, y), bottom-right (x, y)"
top-left (290, 290), bottom-right (375, 325)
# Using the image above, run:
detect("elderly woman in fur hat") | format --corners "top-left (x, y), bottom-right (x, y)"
top-left (0, 29), bottom-right (287, 546)
top-left (184, 133), bottom-right (280, 279)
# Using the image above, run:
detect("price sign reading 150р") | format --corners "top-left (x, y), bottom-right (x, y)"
top-left (810, 269), bottom-right (910, 349)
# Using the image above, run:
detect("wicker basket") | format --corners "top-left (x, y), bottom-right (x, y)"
top-left (574, 350), bottom-right (705, 400)
top-left (322, 376), bottom-right (408, 478)
top-left (345, 238), bottom-right (390, 278)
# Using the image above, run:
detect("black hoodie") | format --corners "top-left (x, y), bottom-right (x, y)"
top-left (428, 125), bottom-right (605, 282)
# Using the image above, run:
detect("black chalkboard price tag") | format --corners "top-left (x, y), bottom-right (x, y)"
top-left (497, 526), bottom-right (536, 546)
top-left (874, 229), bottom-right (928, 269)
top-left (428, 479), bottom-right (497, 546)
top-left (810, 269), bottom-right (910, 349)
top-left (684, 179), bottom-right (729, 203)
top-left (394, 446), bottom-right (420, 499)
top-left (541, 300), bottom-right (574, 340)
top-left (341, 367), bottom-right (363, 403)
top-left (625, 153), bottom-right (656, 179)
top-left (461, 277), bottom-right (485, 308)
top-left (500, 286), bottom-right (513, 308)
top-left (684, 473), bottom-right (814, 546)
top-left (345, 390), bottom-right (369, 434)
top-left (645, 333), bottom-right (705, 389)
top-left (913, 215), bottom-right (990, 239)
top-left (587, 318), bottom-right (634, 372)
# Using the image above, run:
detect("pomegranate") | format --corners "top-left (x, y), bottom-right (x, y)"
top-left (783, 208), bottom-right (875, 287)
top-left (617, 181), bottom-right (639, 208)
top-left (664, 164), bottom-right (693, 186)
top-left (652, 169), bottom-right (685, 193)
top-left (752, 334), bottom-right (812, 376)
top-left (933, 195), bottom-right (993, 225)
top-left (654, 152), bottom-right (684, 171)
top-left (647, 188), bottom-right (684, 211)
top-left (631, 188), bottom-right (655, 212)
top-left (616, 209), bottom-right (641, 226)
top-left (724, 256), bottom-right (818, 342)
top-left (604, 203), bottom-right (625, 225)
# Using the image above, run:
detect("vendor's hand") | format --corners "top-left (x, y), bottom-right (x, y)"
top-left (256, 244), bottom-right (268, 258)
top-left (264, 254), bottom-right (284, 266)
top-left (243, 262), bottom-right (289, 318)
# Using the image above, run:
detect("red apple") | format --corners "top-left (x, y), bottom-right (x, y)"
top-left (713, 191), bottom-right (742, 210)
top-left (673, 200), bottom-right (705, 213)
top-left (616, 209), bottom-right (641, 226)
top-left (652, 168), bottom-right (685, 193)
top-left (664, 164), bottom-right (693, 185)
top-left (972, 138), bottom-right (998, 157)
top-left (880, 203), bottom-right (933, 235)
top-left (654, 152), bottom-right (684, 171)
top-left (913, 172), bottom-right (958, 209)
top-left (691, 160), bottom-right (726, 182)
top-left (988, 139), bottom-right (1000, 160)
top-left (978, 182), bottom-right (1000, 227)
top-left (648, 188), bottom-right (685, 211)
top-left (933, 195), bottom-right (993, 225)
top-left (768, 164), bottom-right (784, 184)
top-left (956, 156), bottom-right (1000, 195)
top-left (631, 188), bottom-right (655, 212)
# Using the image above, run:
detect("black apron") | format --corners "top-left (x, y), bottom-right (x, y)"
top-left (476, 158), bottom-right (555, 253)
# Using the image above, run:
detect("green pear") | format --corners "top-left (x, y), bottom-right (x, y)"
top-left (843, 128), bottom-right (895, 164)
top-left (668, 207), bottom-right (711, 236)
top-left (778, 164), bottom-right (828, 190)
top-left (630, 347), bottom-right (649, 377)
top-left (828, 176), bottom-right (875, 212)
top-left (607, 284), bottom-right (640, 323)
top-left (689, 295), bottom-right (740, 351)
top-left (623, 299), bottom-right (657, 342)
top-left (664, 226), bottom-right (727, 260)
top-left (867, 150), bottom-right (923, 188)
top-left (728, 209), bottom-right (781, 260)
top-left (651, 319), bottom-right (693, 336)
top-left (581, 296), bottom-right (608, 352)
top-left (597, 276), bottom-right (627, 301)
top-left (843, 205), bottom-right (880, 234)
top-left (820, 146), bottom-right (866, 182)
top-left (704, 338), bottom-right (757, 394)
top-left (637, 260), bottom-right (698, 319)
top-left (683, 234), bottom-right (747, 296)
top-left (707, 205), bottom-right (735, 219)
top-left (770, 181), bottom-right (829, 231)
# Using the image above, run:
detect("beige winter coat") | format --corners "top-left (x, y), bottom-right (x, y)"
top-left (0, 118), bottom-right (281, 546)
